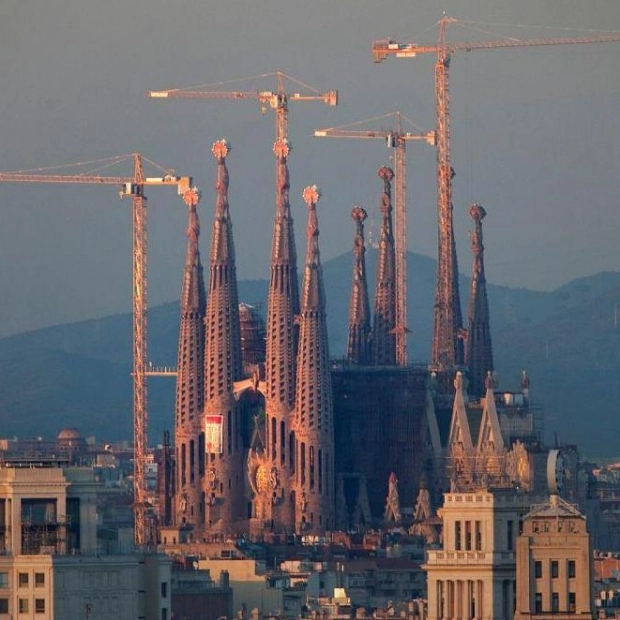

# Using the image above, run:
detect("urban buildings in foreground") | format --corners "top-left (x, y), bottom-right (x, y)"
top-left (0, 463), bottom-right (171, 620)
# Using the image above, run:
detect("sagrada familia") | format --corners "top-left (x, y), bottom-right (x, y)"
top-left (157, 138), bottom-right (579, 543)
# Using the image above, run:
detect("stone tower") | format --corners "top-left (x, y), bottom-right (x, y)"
top-left (173, 187), bottom-right (206, 528)
top-left (371, 166), bottom-right (397, 366)
top-left (347, 206), bottom-right (372, 365)
top-left (293, 185), bottom-right (335, 533)
top-left (425, 490), bottom-right (523, 620)
top-left (432, 168), bottom-right (464, 371)
top-left (262, 138), bottom-right (300, 531)
top-left (203, 140), bottom-right (244, 530)
top-left (466, 204), bottom-right (493, 399)
top-left (516, 495), bottom-right (594, 620)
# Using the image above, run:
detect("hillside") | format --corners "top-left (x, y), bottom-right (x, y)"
top-left (1, 252), bottom-right (619, 458)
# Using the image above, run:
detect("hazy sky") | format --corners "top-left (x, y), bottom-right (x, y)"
top-left (0, 0), bottom-right (619, 336)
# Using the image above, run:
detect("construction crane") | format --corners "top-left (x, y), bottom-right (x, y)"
top-left (148, 70), bottom-right (338, 144)
top-left (314, 111), bottom-right (436, 365)
top-left (373, 15), bottom-right (620, 371)
top-left (0, 153), bottom-right (196, 548)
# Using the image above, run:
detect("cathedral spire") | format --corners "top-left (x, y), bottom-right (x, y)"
top-left (432, 172), bottom-right (464, 371)
top-left (372, 166), bottom-right (397, 366)
top-left (261, 138), bottom-right (300, 532)
top-left (266, 139), bottom-right (300, 413)
top-left (465, 204), bottom-right (493, 399)
top-left (447, 371), bottom-right (474, 456)
top-left (202, 139), bottom-right (244, 529)
top-left (293, 185), bottom-right (334, 533)
top-left (173, 187), bottom-right (205, 528)
top-left (347, 206), bottom-right (372, 365)
top-left (477, 371), bottom-right (504, 454)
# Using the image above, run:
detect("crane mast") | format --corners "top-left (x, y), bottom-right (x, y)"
top-left (0, 154), bottom-right (194, 548)
top-left (373, 16), bottom-right (620, 371)
top-left (131, 154), bottom-right (149, 548)
top-left (314, 112), bottom-right (435, 365)
top-left (393, 128), bottom-right (407, 365)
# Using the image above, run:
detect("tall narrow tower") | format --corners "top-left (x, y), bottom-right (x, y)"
top-left (263, 138), bottom-right (300, 531)
top-left (173, 188), bottom-right (205, 528)
top-left (465, 204), bottom-right (493, 399)
top-left (293, 185), bottom-right (335, 534)
top-left (432, 190), bottom-right (464, 371)
top-left (372, 166), bottom-right (397, 366)
top-left (203, 140), bottom-right (244, 530)
top-left (347, 206), bottom-right (372, 365)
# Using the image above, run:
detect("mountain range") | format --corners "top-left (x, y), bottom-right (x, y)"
top-left (1, 250), bottom-right (619, 458)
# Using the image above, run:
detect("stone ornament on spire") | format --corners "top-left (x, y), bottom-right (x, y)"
top-left (378, 166), bottom-right (394, 213)
top-left (212, 139), bottom-right (230, 160)
top-left (351, 206), bottom-right (367, 258)
top-left (302, 184), bottom-right (321, 207)
top-left (378, 165), bottom-right (394, 181)
top-left (351, 205), bottom-right (367, 223)
top-left (183, 187), bottom-right (201, 209)
top-left (273, 138), bottom-right (291, 159)
top-left (183, 188), bottom-right (202, 243)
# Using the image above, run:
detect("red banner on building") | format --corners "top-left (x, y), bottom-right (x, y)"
top-left (205, 415), bottom-right (224, 454)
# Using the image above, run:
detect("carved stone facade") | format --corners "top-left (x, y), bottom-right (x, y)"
top-left (168, 144), bottom-right (335, 538)
top-left (164, 141), bottom-right (556, 540)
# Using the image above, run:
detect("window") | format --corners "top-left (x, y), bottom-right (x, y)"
top-left (569, 592), bottom-right (576, 612)
top-left (455, 521), bottom-right (462, 550)
top-left (465, 521), bottom-right (472, 551)
top-left (161, 609), bottom-right (168, 620)
top-left (0, 598), bottom-right (7, 614)
top-left (475, 520), bottom-right (482, 551)
top-left (35, 573), bottom-right (45, 588)
top-left (35, 599), bottom-right (45, 614)
top-left (568, 560), bottom-right (576, 579)
top-left (551, 560), bottom-right (559, 579)
top-left (0, 573), bottom-right (7, 588)
top-left (534, 561), bottom-right (542, 579)
top-left (161, 582), bottom-right (168, 598)
top-left (18, 573), bottom-right (28, 588)
top-left (507, 520), bottom-right (514, 551)
top-left (18, 598), bottom-right (28, 614)
top-left (534, 593), bottom-right (542, 614)
top-left (552, 592), bottom-right (559, 613)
